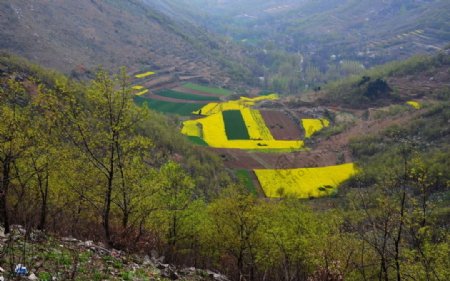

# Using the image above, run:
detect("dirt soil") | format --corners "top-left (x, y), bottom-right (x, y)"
top-left (260, 110), bottom-right (304, 140)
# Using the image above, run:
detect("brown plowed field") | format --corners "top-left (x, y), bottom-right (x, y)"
top-left (213, 148), bottom-right (342, 169)
top-left (260, 110), bottom-right (304, 140)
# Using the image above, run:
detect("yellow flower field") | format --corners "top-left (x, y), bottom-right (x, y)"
top-left (254, 163), bottom-right (357, 198)
top-left (406, 100), bottom-right (421, 109)
top-left (241, 108), bottom-right (274, 140)
top-left (135, 89), bottom-right (149, 96)
top-left (302, 119), bottom-right (330, 138)
top-left (181, 121), bottom-right (202, 137)
top-left (193, 94), bottom-right (279, 116)
top-left (132, 85), bottom-right (144, 90)
top-left (193, 101), bottom-right (245, 116)
top-left (182, 111), bottom-right (304, 149)
top-left (135, 71), bottom-right (155, 79)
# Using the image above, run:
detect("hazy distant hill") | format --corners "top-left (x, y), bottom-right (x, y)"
top-left (170, 0), bottom-right (450, 65)
top-left (0, 0), bottom-right (253, 85)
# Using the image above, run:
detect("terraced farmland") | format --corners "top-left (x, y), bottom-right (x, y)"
top-left (133, 77), bottom-right (357, 199)
top-left (182, 82), bottom-right (233, 96)
top-left (132, 79), bottom-right (234, 116)
top-left (181, 95), bottom-right (309, 150)
top-left (134, 96), bottom-right (203, 116)
top-left (154, 89), bottom-right (221, 102)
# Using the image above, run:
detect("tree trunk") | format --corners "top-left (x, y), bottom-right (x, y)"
top-left (394, 190), bottom-right (406, 281)
top-left (38, 168), bottom-right (49, 230)
top-left (0, 158), bottom-right (11, 234)
top-left (103, 170), bottom-right (114, 247)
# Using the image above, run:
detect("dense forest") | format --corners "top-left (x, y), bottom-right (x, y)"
top-left (0, 53), bottom-right (448, 280)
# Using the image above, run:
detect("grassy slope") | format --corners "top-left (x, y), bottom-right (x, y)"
top-left (0, 0), bottom-right (254, 86)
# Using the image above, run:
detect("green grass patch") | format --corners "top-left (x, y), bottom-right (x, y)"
top-left (183, 82), bottom-right (232, 96)
top-left (236, 169), bottom-right (257, 196)
top-left (155, 89), bottom-right (220, 101)
top-left (222, 110), bottom-right (250, 140)
top-left (134, 96), bottom-right (203, 116)
top-left (187, 136), bottom-right (209, 146)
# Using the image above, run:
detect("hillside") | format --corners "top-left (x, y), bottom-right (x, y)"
top-left (160, 0), bottom-right (450, 93)
top-left (0, 0), bottom-right (254, 86)
top-left (177, 0), bottom-right (449, 62)
top-left (1, 1), bottom-right (449, 279)
top-left (0, 51), bottom-right (449, 281)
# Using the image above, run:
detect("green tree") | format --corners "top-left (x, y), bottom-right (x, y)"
top-left (45, 68), bottom-right (151, 246)
top-left (207, 186), bottom-right (260, 281)
top-left (155, 161), bottom-right (195, 261)
top-left (0, 78), bottom-right (31, 233)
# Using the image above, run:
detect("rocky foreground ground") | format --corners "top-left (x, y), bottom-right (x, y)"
top-left (0, 226), bottom-right (229, 281)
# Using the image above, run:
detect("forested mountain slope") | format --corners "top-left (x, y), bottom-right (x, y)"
top-left (0, 0), bottom-right (254, 85)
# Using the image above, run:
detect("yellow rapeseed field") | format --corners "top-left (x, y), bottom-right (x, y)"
top-left (406, 100), bottom-right (421, 109)
top-left (241, 108), bottom-right (274, 140)
top-left (193, 94), bottom-right (279, 116)
top-left (135, 89), bottom-right (149, 96)
top-left (182, 93), bottom-right (331, 149)
top-left (132, 85), bottom-right (144, 90)
top-left (254, 163), bottom-right (357, 198)
top-left (182, 111), bottom-right (304, 149)
top-left (193, 101), bottom-right (246, 116)
top-left (301, 119), bottom-right (330, 138)
top-left (135, 71), bottom-right (155, 79)
top-left (181, 121), bottom-right (202, 137)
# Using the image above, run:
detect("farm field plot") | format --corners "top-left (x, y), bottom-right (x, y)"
top-left (182, 94), bottom-right (307, 150)
top-left (254, 163), bottom-right (357, 198)
top-left (260, 110), bottom-right (303, 140)
top-left (135, 71), bottom-right (155, 78)
top-left (172, 86), bottom-right (226, 98)
top-left (135, 89), bottom-right (149, 96)
top-left (406, 100), bottom-right (421, 109)
top-left (182, 111), bottom-right (304, 149)
top-left (134, 96), bottom-right (203, 116)
top-left (301, 119), bottom-right (330, 138)
top-left (193, 94), bottom-right (279, 116)
top-left (182, 82), bottom-right (232, 96)
top-left (154, 89), bottom-right (221, 102)
top-left (223, 110), bottom-right (250, 140)
top-left (241, 108), bottom-right (274, 141)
